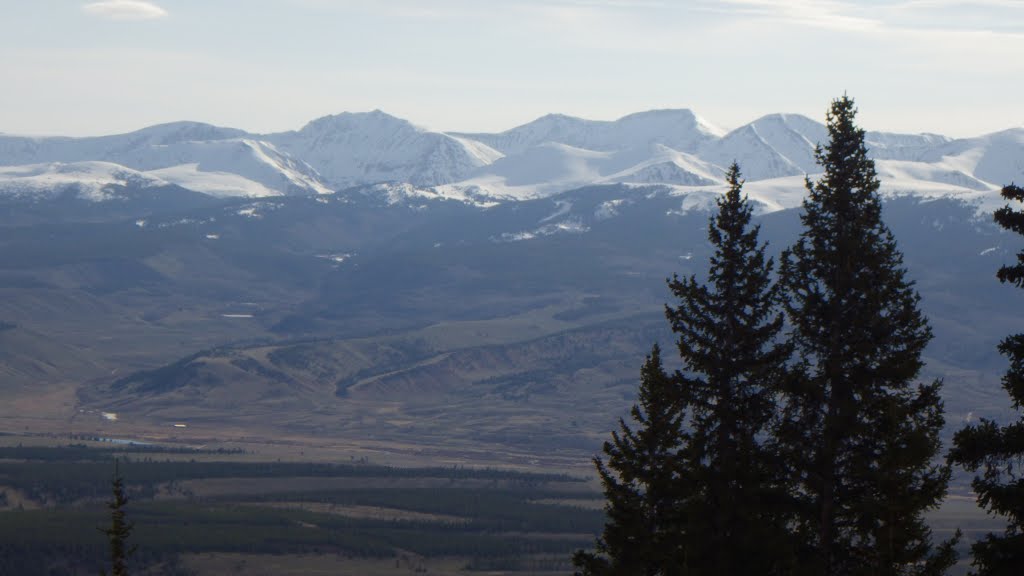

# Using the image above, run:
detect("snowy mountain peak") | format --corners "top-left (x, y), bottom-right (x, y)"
top-left (744, 113), bottom-right (826, 144)
top-left (700, 114), bottom-right (824, 181)
top-left (124, 121), bottom-right (247, 145)
top-left (456, 108), bottom-right (721, 156)
top-left (294, 110), bottom-right (429, 139)
top-left (269, 111), bottom-right (500, 188)
top-left (0, 122), bottom-right (330, 199)
top-left (614, 108), bottom-right (725, 138)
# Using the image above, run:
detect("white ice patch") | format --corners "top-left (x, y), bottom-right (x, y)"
top-left (667, 190), bottom-right (723, 215)
top-left (494, 218), bottom-right (590, 242)
top-left (500, 231), bottom-right (536, 242)
top-left (235, 201), bottom-right (282, 219)
top-left (595, 199), bottom-right (627, 221)
top-left (157, 217), bottom-right (214, 228)
top-left (369, 182), bottom-right (499, 208)
top-left (148, 163), bottom-right (280, 198)
top-left (316, 253), bottom-right (354, 263)
top-left (540, 200), bottom-right (573, 223)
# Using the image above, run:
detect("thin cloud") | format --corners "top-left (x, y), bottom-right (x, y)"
top-left (715, 0), bottom-right (1024, 35)
top-left (711, 0), bottom-right (881, 31)
top-left (82, 1), bottom-right (168, 21)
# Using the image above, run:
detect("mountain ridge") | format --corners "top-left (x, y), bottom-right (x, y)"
top-left (0, 108), bottom-right (1018, 210)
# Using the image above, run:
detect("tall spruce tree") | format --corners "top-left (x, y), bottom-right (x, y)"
top-left (100, 460), bottom-right (134, 576)
top-left (665, 162), bottom-right (793, 575)
top-left (778, 95), bottom-right (957, 576)
top-left (572, 344), bottom-right (689, 576)
top-left (948, 182), bottom-right (1024, 575)
top-left (574, 164), bottom-right (791, 575)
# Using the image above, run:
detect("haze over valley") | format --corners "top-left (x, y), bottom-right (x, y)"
top-left (0, 107), bottom-right (1019, 466)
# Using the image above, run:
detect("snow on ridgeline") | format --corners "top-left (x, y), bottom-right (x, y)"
top-left (0, 157), bottom-right (310, 201)
top-left (137, 139), bottom-right (332, 197)
top-left (0, 161), bottom-right (169, 201)
top-left (0, 122), bottom-right (332, 198)
top-left (345, 182), bottom-right (501, 208)
top-left (267, 110), bottom-right (504, 189)
top-left (0, 110), bottom-right (1022, 212)
top-left (0, 121), bottom-right (247, 167)
top-left (453, 109), bottom-right (724, 156)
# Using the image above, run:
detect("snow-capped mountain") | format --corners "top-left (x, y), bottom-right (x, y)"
top-left (117, 139), bottom-right (332, 197)
top-left (698, 113), bottom-right (826, 180)
top-left (0, 161), bottom-right (171, 201)
top-left (0, 122), bottom-right (330, 198)
top-left (916, 128), bottom-right (1024, 186)
top-left (267, 110), bottom-right (502, 188)
top-left (865, 131), bottom-right (949, 161)
top-left (453, 109), bottom-right (723, 156)
top-left (0, 121), bottom-right (247, 165)
top-left (0, 109), bottom-right (1021, 211)
top-left (601, 148), bottom-right (723, 187)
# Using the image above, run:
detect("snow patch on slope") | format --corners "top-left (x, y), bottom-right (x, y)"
top-left (348, 182), bottom-right (499, 208)
top-left (594, 198), bottom-right (631, 220)
top-left (603, 147), bottom-right (723, 186)
top-left (0, 161), bottom-right (168, 201)
top-left (922, 128), bottom-right (1024, 186)
top-left (495, 218), bottom-right (590, 242)
top-left (148, 164), bottom-right (278, 198)
top-left (116, 138), bottom-right (331, 196)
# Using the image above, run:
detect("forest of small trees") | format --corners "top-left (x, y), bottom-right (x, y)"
top-left (574, 96), bottom-right (1024, 576)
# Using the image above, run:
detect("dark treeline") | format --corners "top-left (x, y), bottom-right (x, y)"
top-left (0, 488), bottom-right (601, 575)
top-left (575, 96), bottom-right (1024, 575)
top-left (0, 443), bottom-right (242, 462)
top-left (0, 452), bottom-right (597, 574)
top-left (238, 487), bottom-right (605, 533)
top-left (0, 453), bottom-right (576, 504)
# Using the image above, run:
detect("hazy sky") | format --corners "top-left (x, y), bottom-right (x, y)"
top-left (2, 0), bottom-right (1023, 137)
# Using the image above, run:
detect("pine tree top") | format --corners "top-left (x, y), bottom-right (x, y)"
top-left (803, 95), bottom-right (883, 225)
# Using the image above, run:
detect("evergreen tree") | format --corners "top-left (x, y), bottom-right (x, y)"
top-left (574, 164), bottom-right (792, 575)
top-left (572, 344), bottom-right (689, 576)
top-left (665, 162), bottom-right (793, 575)
top-left (100, 460), bottom-right (134, 576)
top-left (778, 95), bottom-right (957, 576)
top-left (948, 182), bottom-right (1024, 575)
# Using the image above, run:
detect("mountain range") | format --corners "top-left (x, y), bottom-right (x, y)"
top-left (0, 109), bottom-right (1018, 212)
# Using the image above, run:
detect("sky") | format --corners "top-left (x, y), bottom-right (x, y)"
top-left (1, 0), bottom-right (1023, 138)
